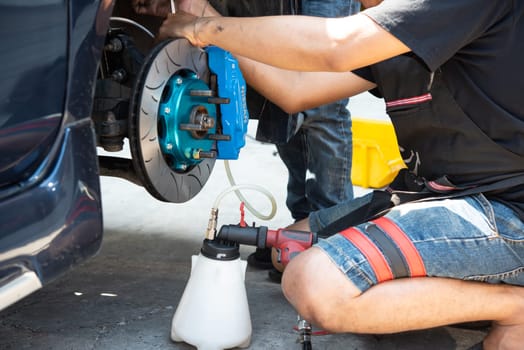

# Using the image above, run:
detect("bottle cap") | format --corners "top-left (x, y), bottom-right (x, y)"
top-left (201, 239), bottom-right (240, 260)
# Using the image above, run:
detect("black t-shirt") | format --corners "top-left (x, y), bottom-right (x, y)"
top-left (356, 0), bottom-right (524, 218)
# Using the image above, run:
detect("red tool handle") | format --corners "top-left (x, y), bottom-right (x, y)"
top-left (266, 229), bottom-right (316, 266)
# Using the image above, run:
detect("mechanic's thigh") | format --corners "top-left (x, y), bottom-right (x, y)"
top-left (316, 194), bottom-right (524, 292)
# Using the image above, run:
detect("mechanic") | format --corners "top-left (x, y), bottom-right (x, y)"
top-left (132, 0), bottom-right (360, 279)
top-left (158, 1), bottom-right (524, 349)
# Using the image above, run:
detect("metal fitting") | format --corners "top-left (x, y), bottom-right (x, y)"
top-left (205, 208), bottom-right (219, 240)
top-left (296, 315), bottom-right (312, 348)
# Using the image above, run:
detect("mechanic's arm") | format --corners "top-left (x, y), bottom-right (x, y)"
top-left (161, 1), bottom-right (376, 112)
top-left (158, 9), bottom-right (410, 73)
top-left (237, 56), bottom-right (375, 113)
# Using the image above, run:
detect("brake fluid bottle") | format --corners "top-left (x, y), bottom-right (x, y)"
top-left (171, 239), bottom-right (252, 350)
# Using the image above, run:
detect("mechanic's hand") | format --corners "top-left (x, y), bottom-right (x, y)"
top-left (157, 11), bottom-right (202, 45)
top-left (286, 217), bottom-right (311, 232)
top-left (132, 0), bottom-right (171, 17)
top-left (157, 1), bottom-right (220, 46)
top-left (271, 218), bottom-right (312, 273)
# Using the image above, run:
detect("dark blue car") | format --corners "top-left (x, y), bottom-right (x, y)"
top-left (0, 0), bottom-right (115, 311)
top-left (0, 0), bottom-right (298, 311)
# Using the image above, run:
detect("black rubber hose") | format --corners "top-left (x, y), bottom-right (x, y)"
top-left (217, 224), bottom-right (268, 248)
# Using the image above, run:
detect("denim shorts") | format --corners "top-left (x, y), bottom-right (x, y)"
top-left (314, 194), bottom-right (524, 292)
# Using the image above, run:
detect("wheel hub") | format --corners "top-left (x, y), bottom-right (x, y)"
top-left (158, 70), bottom-right (217, 172)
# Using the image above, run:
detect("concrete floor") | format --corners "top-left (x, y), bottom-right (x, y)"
top-left (0, 93), bottom-right (487, 349)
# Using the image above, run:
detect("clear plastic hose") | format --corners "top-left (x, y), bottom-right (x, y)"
top-left (212, 182), bottom-right (277, 221)
top-left (223, 160), bottom-right (277, 221)
top-left (205, 180), bottom-right (277, 240)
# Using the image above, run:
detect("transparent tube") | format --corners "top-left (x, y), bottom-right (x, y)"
top-left (223, 160), bottom-right (277, 221)
top-left (205, 182), bottom-right (277, 240)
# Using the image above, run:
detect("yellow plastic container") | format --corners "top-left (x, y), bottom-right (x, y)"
top-left (351, 117), bottom-right (406, 188)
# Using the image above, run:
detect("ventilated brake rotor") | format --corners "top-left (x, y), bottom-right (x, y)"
top-left (129, 39), bottom-right (217, 203)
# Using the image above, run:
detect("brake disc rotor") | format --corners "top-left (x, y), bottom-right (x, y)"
top-left (129, 39), bottom-right (216, 203)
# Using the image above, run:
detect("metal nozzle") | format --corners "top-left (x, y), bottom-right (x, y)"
top-left (296, 315), bottom-right (313, 349)
top-left (205, 208), bottom-right (219, 240)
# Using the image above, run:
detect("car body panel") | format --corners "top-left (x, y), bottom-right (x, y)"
top-left (0, 1), bottom-right (67, 187)
top-left (0, 0), bottom-right (111, 311)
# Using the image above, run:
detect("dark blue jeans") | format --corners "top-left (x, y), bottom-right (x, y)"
top-left (277, 0), bottom-right (360, 220)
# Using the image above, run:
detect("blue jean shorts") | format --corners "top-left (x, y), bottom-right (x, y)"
top-left (313, 194), bottom-right (524, 292)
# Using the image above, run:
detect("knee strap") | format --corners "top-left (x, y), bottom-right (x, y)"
top-left (339, 217), bottom-right (426, 283)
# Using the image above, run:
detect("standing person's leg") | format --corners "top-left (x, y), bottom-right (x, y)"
top-left (276, 130), bottom-right (310, 221)
top-left (277, 99), bottom-right (354, 220)
top-left (277, 0), bottom-right (359, 219)
top-left (302, 0), bottom-right (361, 17)
top-left (283, 196), bottom-right (524, 349)
top-left (248, 0), bottom-right (359, 270)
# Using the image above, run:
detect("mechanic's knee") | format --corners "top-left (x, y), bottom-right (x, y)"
top-left (281, 251), bottom-right (314, 305)
top-left (281, 252), bottom-right (322, 324)
top-left (281, 248), bottom-right (358, 332)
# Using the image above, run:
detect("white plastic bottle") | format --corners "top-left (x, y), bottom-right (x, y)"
top-left (171, 240), bottom-right (252, 350)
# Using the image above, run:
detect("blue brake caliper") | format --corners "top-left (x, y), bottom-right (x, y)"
top-left (157, 46), bottom-right (249, 172)
top-left (206, 46), bottom-right (249, 160)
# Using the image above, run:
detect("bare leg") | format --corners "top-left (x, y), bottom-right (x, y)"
top-left (281, 247), bottom-right (524, 350)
